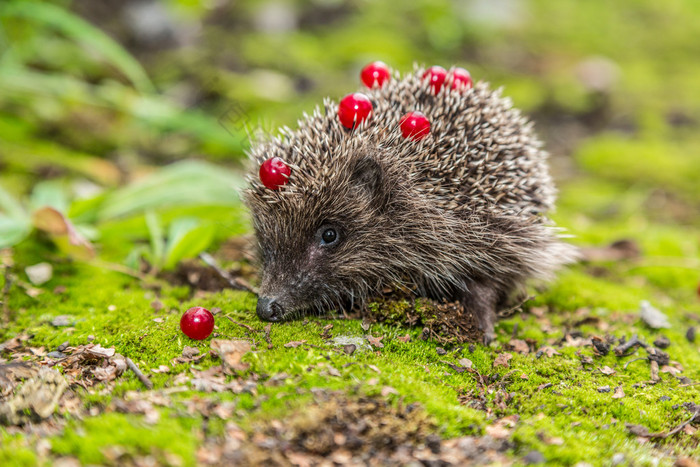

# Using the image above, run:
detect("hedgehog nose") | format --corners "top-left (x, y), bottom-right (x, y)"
top-left (256, 296), bottom-right (284, 322)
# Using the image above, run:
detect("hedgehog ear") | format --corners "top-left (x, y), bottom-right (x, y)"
top-left (350, 157), bottom-right (388, 209)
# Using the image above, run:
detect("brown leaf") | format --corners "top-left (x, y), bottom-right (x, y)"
top-left (366, 335), bottom-right (384, 349)
top-left (85, 344), bottom-right (116, 359)
top-left (612, 386), bottom-right (625, 399)
top-left (458, 358), bottom-right (473, 369)
top-left (508, 339), bottom-right (529, 354)
top-left (32, 207), bottom-right (95, 259)
top-left (537, 346), bottom-right (561, 358)
top-left (600, 366), bottom-right (616, 376)
top-left (210, 340), bottom-right (251, 372)
top-left (493, 353), bottom-right (513, 368)
top-left (485, 415), bottom-right (519, 439)
top-left (397, 334), bottom-right (411, 343)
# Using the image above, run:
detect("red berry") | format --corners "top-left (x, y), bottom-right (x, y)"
top-left (338, 93), bottom-right (373, 129)
top-left (400, 111), bottom-right (431, 141)
top-left (422, 66), bottom-right (447, 95)
top-left (180, 307), bottom-right (215, 340)
top-left (451, 67), bottom-right (473, 90)
top-left (259, 157), bottom-right (291, 190)
top-left (360, 61), bottom-right (391, 88)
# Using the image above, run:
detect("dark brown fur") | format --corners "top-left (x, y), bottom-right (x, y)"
top-left (244, 66), bottom-right (577, 342)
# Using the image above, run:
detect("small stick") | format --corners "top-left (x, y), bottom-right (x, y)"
top-left (623, 357), bottom-right (646, 370)
top-left (650, 360), bottom-right (660, 382)
top-left (613, 334), bottom-right (646, 356)
top-left (199, 253), bottom-right (257, 294)
top-left (223, 314), bottom-right (259, 333)
top-left (126, 357), bottom-right (153, 390)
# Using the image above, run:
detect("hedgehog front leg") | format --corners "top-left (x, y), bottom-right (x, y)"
top-left (458, 281), bottom-right (498, 344)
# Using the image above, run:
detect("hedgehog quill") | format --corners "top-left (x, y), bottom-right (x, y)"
top-left (245, 63), bottom-right (578, 342)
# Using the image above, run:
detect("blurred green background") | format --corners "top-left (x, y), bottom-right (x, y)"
top-left (0, 0), bottom-right (699, 284)
top-left (2, 0), bottom-right (700, 229)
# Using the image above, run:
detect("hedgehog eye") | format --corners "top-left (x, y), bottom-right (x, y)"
top-left (318, 226), bottom-right (340, 246)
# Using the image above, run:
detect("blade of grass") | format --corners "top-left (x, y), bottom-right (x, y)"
top-left (98, 160), bottom-right (244, 221)
top-left (0, 1), bottom-right (155, 93)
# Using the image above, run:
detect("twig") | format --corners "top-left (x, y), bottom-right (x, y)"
top-left (126, 357), bottom-right (153, 390)
top-left (650, 360), bottom-right (660, 383)
top-left (223, 314), bottom-right (259, 333)
top-left (645, 410), bottom-right (699, 439)
top-left (613, 334), bottom-right (647, 356)
top-left (199, 252), bottom-right (257, 294)
top-left (623, 357), bottom-right (646, 370)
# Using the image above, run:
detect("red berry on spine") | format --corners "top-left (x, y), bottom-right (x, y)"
top-left (400, 111), bottom-right (431, 141)
top-left (259, 157), bottom-right (291, 190)
top-left (361, 61), bottom-right (391, 88)
top-left (180, 307), bottom-right (215, 340)
top-left (422, 66), bottom-right (447, 95)
top-left (451, 67), bottom-right (473, 90)
top-left (338, 93), bottom-right (373, 129)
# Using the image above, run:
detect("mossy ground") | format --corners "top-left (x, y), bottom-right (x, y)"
top-left (2, 0), bottom-right (700, 465)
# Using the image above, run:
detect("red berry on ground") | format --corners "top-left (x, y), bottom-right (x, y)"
top-left (451, 67), bottom-right (473, 90)
top-left (259, 157), bottom-right (291, 190)
top-left (361, 61), bottom-right (391, 88)
top-left (400, 111), bottom-right (431, 141)
top-left (338, 92), bottom-right (373, 129)
top-left (180, 306), bottom-right (215, 340)
top-left (422, 66), bottom-right (447, 95)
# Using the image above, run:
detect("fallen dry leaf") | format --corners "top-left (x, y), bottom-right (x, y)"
top-left (612, 386), bottom-right (625, 399)
top-left (210, 339), bottom-right (251, 373)
top-left (508, 339), bottom-right (529, 354)
top-left (366, 335), bottom-right (384, 349)
top-left (493, 353), bottom-right (513, 368)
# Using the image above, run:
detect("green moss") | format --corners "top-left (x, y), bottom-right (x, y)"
top-left (0, 432), bottom-right (38, 467)
top-left (50, 413), bottom-right (198, 466)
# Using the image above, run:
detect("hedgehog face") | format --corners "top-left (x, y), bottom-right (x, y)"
top-left (250, 155), bottom-right (396, 322)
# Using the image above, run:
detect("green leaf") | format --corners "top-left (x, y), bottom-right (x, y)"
top-left (0, 215), bottom-right (30, 248)
top-left (98, 160), bottom-right (245, 221)
top-left (145, 211), bottom-right (165, 268)
top-left (0, 183), bottom-right (28, 221)
top-left (0, 1), bottom-right (155, 93)
top-left (124, 245), bottom-right (150, 271)
top-left (29, 181), bottom-right (68, 213)
top-left (163, 217), bottom-right (215, 269)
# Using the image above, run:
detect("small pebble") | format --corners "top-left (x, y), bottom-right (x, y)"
top-left (597, 386), bottom-right (611, 393)
top-left (523, 450), bottom-right (545, 464)
top-left (425, 434), bottom-right (441, 454)
top-left (611, 453), bottom-right (625, 465)
top-left (436, 347), bottom-right (447, 355)
top-left (51, 315), bottom-right (73, 327)
top-left (686, 327), bottom-right (696, 343)
top-left (47, 351), bottom-right (66, 359)
top-left (56, 341), bottom-right (69, 352)
top-left (653, 335), bottom-right (670, 348)
top-left (344, 344), bottom-right (356, 355)
top-left (87, 335), bottom-right (95, 342)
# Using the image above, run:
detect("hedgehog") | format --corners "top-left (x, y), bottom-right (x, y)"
top-left (244, 63), bottom-right (578, 342)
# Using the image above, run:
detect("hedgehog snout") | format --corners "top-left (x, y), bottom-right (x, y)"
top-left (256, 296), bottom-right (285, 322)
